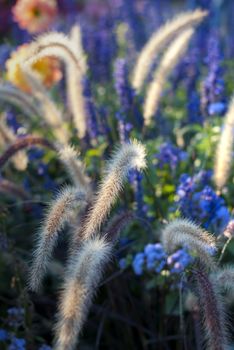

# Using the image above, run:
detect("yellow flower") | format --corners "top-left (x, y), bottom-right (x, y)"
top-left (6, 44), bottom-right (62, 93)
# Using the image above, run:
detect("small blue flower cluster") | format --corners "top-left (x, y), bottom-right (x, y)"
top-left (167, 248), bottom-right (193, 273)
top-left (0, 329), bottom-right (8, 341)
top-left (176, 171), bottom-right (230, 233)
top-left (7, 307), bottom-right (24, 328)
top-left (0, 330), bottom-right (26, 350)
top-left (155, 142), bottom-right (187, 171)
top-left (130, 243), bottom-right (193, 276)
top-left (9, 337), bottom-right (26, 350)
top-left (0, 328), bottom-right (51, 349)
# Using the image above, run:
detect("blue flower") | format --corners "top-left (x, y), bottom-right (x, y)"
top-left (39, 345), bottom-right (52, 350)
top-left (208, 102), bottom-right (226, 115)
top-left (167, 248), bottom-right (193, 273)
top-left (7, 307), bottom-right (24, 328)
top-left (9, 337), bottom-right (26, 350)
top-left (176, 172), bottom-right (229, 233)
top-left (0, 329), bottom-right (8, 341)
top-left (119, 258), bottom-right (127, 269)
top-left (132, 252), bottom-right (145, 275)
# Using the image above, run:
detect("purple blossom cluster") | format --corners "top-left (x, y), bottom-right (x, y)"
top-left (130, 243), bottom-right (193, 276)
top-left (83, 77), bottom-right (99, 141)
top-left (176, 171), bottom-right (230, 233)
top-left (155, 142), bottom-right (187, 171)
top-left (201, 34), bottom-right (226, 116)
top-left (113, 58), bottom-right (134, 114)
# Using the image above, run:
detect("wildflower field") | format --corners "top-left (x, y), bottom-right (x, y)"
top-left (1, 0), bottom-right (234, 349)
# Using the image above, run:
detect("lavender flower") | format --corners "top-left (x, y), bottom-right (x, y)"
top-left (114, 58), bottom-right (134, 113)
top-left (155, 142), bottom-right (187, 171)
top-left (83, 77), bottom-right (99, 141)
top-left (201, 33), bottom-right (226, 116)
top-left (115, 112), bottom-right (132, 144)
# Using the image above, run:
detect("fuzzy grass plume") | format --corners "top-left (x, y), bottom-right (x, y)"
top-left (194, 267), bottom-right (228, 350)
top-left (29, 186), bottom-right (87, 292)
top-left (214, 95), bottom-right (234, 190)
top-left (54, 236), bottom-right (112, 350)
top-left (161, 219), bottom-right (217, 268)
top-left (0, 83), bottom-right (41, 118)
top-left (131, 9), bottom-right (207, 91)
top-left (69, 25), bottom-right (87, 75)
top-left (143, 28), bottom-right (194, 125)
top-left (20, 65), bottom-right (69, 144)
top-left (58, 145), bottom-right (91, 190)
top-left (211, 266), bottom-right (234, 294)
top-left (25, 32), bottom-right (87, 138)
top-left (77, 140), bottom-right (146, 241)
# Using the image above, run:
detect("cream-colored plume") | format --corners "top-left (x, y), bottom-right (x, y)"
top-left (131, 9), bottom-right (207, 91)
top-left (25, 32), bottom-right (87, 138)
top-left (58, 144), bottom-right (91, 190)
top-left (28, 186), bottom-right (87, 292)
top-left (194, 268), bottom-right (228, 350)
top-left (143, 28), bottom-right (194, 125)
top-left (214, 95), bottom-right (234, 190)
top-left (0, 83), bottom-right (41, 118)
top-left (70, 24), bottom-right (87, 75)
top-left (54, 236), bottom-right (112, 350)
top-left (161, 219), bottom-right (217, 268)
top-left (211, 266), bottom-right (234, 294)
top-left (77, 140), bottom-right (146, 241)
top-left (20, 65), bottom-right (69, 144)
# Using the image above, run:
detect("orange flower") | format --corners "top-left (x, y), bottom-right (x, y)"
top-left (6, 44), bottom-right (62, 93)
top-left (12, 0), bottom-right (58, 34)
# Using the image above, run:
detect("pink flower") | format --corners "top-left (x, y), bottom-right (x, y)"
top-left (12, 0), bottom-right (58, 34)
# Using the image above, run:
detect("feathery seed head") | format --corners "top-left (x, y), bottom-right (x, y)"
top-left (143, 28), bottom-right (195, 125)
top-left (194, 268), bottom-right (228, 350)
top-left (78, 140), bottom-right (146, 240)
top-left (54, 236), bottom-right (112, 350)
top-left (58, 144), bottom-right (91, 189)
top-left (211, 266), bottom-right (234, 294)
top-left (28, 185), bottom-right (87, 292)
top-left (161, 218), bottom-right (217, 269)
top-left (214, 95), bottom-right (234, 189)
top-left (132, 9), bottom-right (208, 91)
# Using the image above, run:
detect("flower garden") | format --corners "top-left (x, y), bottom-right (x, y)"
top-left (0, 0), bottom-right (234, 349)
